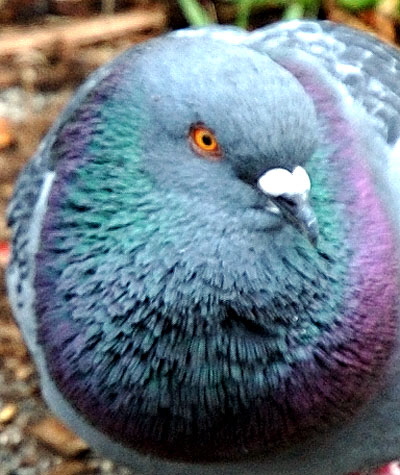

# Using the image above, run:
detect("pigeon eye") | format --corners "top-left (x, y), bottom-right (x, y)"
top-left (189, 124), bottom-right (222, 160)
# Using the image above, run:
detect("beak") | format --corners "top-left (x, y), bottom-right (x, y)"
top-left (258, 166), bottom-right (319, 245)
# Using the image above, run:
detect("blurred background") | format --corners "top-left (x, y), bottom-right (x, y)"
top-left (0, 1), bottom-right (400, 474)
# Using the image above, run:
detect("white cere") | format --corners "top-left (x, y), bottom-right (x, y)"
top-left (258, 166), bottom-right (311, 198)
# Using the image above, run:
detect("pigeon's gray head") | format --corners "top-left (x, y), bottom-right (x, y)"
top-left (137, 34), bottom-right (319, 241)
top-left (34, 27), bottom-right (398, 462)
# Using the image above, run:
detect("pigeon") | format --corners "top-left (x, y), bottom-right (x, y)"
top-left (6, 19), bottom-right (400, 475)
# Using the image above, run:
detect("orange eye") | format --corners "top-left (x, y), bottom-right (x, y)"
top-left (189, 124), bottom-right (222, 160)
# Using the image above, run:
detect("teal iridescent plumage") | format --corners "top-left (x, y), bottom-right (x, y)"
top-left (6, 20), bottom-right (400, 474)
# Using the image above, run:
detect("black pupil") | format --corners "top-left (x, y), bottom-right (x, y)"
top-left (202, 134), bottom-right (213, 146)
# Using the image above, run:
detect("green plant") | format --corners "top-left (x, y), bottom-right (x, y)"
top-left (177, 0), bottom-right (321, 28)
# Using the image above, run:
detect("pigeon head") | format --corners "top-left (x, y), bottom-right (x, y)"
top-left (32, 28), bottom-right (398, 463)
top-left (129, 35), bottom-right (320, 241)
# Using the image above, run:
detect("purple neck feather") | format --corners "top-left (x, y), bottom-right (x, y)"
top-left (277, 58), bottom-right (399, 426)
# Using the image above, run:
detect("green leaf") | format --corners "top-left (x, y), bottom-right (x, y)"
top-left (337, 0), bottom-right (380, 11)
top-left (283, 1), bottom-right (305, 18)
top-left (235, 0), bottom-right (254, 28)
top-left (177, 0), bottom-right (214, 26)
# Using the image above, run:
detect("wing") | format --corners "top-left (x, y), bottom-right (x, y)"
top-left (247, 20), bottom-right (400, 147)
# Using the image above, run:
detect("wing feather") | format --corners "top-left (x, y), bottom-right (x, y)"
top-left (248, 20), bottom-right (400, 145)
